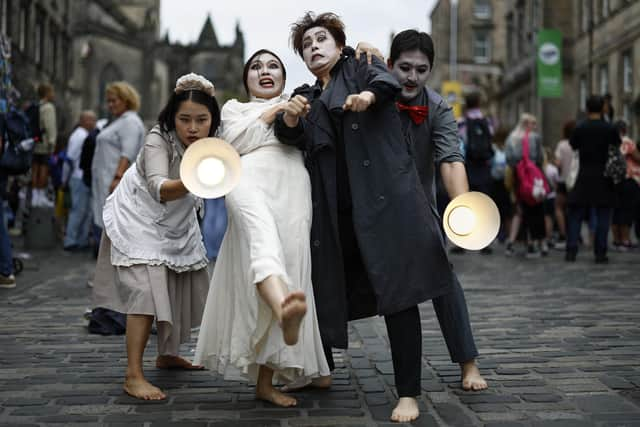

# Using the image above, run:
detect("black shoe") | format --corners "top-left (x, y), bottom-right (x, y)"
top-left (595, 255), bottom-right (609, 264)
top-left (565, 252), bottom-right (577, 262)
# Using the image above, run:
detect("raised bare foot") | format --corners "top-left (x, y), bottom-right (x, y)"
top-left (390, 397), bottom-right (419, 423)
top-left (124, 376), bottom-right (166, 400)
top-left (257, 382), bottom-right (297, 407)
top-left (281, 291), bottom-right (307, 345)
top-left (461, 360), bottom-right (488, 391)
top-left (281, 375), bottom-right (332, 392)
top-left (156, 355), bottom-right (204, 370)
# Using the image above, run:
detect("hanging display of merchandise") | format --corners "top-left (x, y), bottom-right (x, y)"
top-left (0, 33), bottom-right (13, 113)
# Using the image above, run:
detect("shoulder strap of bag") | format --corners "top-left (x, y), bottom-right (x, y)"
top-left (522, 130), bottom-right (530, 161)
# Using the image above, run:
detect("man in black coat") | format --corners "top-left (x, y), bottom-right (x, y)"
top-left (385, 29), bottom-right (487, 392)
top-left (275, 12), bottom-right (456, 423)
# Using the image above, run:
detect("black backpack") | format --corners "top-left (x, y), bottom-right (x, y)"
top-left (465, 117), bottom-right (493, 162)
top-left (79, 128), bottom-right (100, 187)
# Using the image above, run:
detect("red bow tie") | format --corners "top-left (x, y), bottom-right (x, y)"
top-left (396, 102), bottom-right (428, 125)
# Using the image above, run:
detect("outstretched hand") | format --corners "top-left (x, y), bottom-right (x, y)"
top-left (354, 41), bottom-right (384, 64)
top-left (343, 91), bottom-right (376, 112)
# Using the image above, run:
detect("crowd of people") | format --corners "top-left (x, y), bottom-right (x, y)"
top-left (1, 10), bottom-right (638, 423)
top-left (452, 93), bottom-right (639, 264)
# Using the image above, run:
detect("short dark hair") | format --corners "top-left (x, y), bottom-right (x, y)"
top-left (242, 49), bottom-right (287, 96)
top-left (290, 12), bottom-right (346, 58)
top-left (389, 29), bottom-right (434, 68)
top-left (157, 90), bottom-right (220, 137)
top-left (465, 92), bottom-right (481, 109)
top-left (586, 95), bottom-right (604, 113)
top-left (562, 119), bottom-right (576, 139)
top-left (37, 83), bottom-right (53, 99)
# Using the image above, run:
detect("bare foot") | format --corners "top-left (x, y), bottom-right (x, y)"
top-left (281, 291), bottom-right (307, 345)
top-left (461, 360), bottom-right (488, 391)
top-left (281, 375), bottom-right (332, 392)
top-left (390, 397), bottom-right (419, 423)
top-left (156, 355), bottom-right (204, 370)
top-left (257, 382), bottom-right (297, 407)
top-left (124, 375), bottom-right (166, 400)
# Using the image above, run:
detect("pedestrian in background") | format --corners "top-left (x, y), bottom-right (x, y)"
top-left (90, 82), bottom-right (145, 247)
top-left (553, 119), bottom-right (576, 249)
top-left (611, 120), bottom-right (640, 250)
top-left (63, 110), bottom-right (97, 251)
top-left (0, 114), bottom-right (16, 288)
top-left (92, 73), bottom-right (217, 400)
top-left (505, 113), bottom-right (546, 258)
top-left (31, 83), bottom-right (57, 207)
top-left (565, 95), bottom-right (620, 263)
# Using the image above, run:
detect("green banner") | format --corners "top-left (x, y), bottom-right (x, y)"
top-left (537, 29), bottom-right (563, 98)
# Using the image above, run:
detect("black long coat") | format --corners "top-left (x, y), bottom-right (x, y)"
top-left (275, 50), bottom-right (455, 349)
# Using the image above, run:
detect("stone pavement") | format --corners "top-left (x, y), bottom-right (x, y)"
top-left (1, 242), bottom-right (639, 427)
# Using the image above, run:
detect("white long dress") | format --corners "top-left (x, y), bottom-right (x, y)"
top-left (194, 96), bottom-right (330, 385)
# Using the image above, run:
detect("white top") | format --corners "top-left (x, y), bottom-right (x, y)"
top-left (66, 126), bottom-right (89, 180)
top-left (91, 111), bottom-right (145, 228)
top-left (103, 127), bottom-right (207, 273)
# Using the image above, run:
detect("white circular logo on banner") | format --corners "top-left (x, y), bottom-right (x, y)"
top-left (539, 43), bottom-right (560, 65)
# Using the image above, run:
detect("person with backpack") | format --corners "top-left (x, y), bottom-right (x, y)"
top-left (455, 92), bottom-right (494, 254)
top-left (505, 113), bottom-right (547, 258)
top-left (63, 110), bottom-right (97, 251)
top-left (31, 83), bottom-right (57, 207)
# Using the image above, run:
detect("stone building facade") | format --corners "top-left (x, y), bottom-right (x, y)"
top-left (1, 0), bottom-right (245, 136)
top-left (430, 0), bottom-right (640, 144)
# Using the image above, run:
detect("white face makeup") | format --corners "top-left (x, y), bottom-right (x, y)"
top-left (301, 26), bottom-right (342, 76)
top-left (246, 53), bottom-right (285, 99)
top-left (389, 49), bottom-right (432, 102)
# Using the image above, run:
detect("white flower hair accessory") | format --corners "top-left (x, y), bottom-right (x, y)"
top-left (174, 73), bottom-right (216, 97)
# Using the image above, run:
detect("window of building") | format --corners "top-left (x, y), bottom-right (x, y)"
top-left (18, 4), bottom-right (26, 52)
top-left (601, 0), bottom-right (610, 19)
top-left (579, 76), bottom-right (587, 111)
top-left (473, 0), bottom-right (492, 19)
top-left (599, 63), bottom-right (609, 94)
top-left (0, 0), bottom-right (7, 36)
top-left (581, 0), bottom-right (590, 33)
top-left (623, 50), bottom-right (633, 93)
top-left (34, 10), bottom-right (44, 65)
top-left (473, 31), bottom-right (490, 64)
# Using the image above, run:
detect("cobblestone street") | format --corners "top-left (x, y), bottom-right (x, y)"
top-left (1, 243), bottom-right (639, 426)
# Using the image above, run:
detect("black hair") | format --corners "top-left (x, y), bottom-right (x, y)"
top-left (586, 95), bottom-right (604, 114)
top-left (157, 89), bottom-right (220, 137)
top-left (242, 49), bottom-right (287, 96)
top-left (389, 29), bottom-right (434, 69)
top-left (290, 12), bottom-right (346, 58)
top-left (465, 92), bottom-right (481, 109)
top-left (614, 119), bottom-right (627, 134)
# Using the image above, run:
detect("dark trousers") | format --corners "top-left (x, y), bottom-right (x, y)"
top-left (567, 205), bottom-right (612, 257)
top-left (324, 306), bottom-right (422, 398)
top-left (432, 276), bottom-right (479, 363)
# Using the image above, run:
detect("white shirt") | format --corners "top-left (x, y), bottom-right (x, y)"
top-left (66, 126), bottom-right (89, 180)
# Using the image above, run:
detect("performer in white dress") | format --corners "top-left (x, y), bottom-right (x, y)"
top-left (93, 73), bottom-right (219, 400)
top-left (194, 50), bottom-right (330, 407)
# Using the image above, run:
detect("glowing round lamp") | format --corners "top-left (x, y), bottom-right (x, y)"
top-left (443, 191), bottom-right (500, 250)
top-left (180, 137), bottom-right (241, 198)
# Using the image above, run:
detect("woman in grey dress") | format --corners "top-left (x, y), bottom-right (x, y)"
top-left (92, 74), bottom-right (219, 400)
top-left (91, 81), bottom-right (145, 243)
